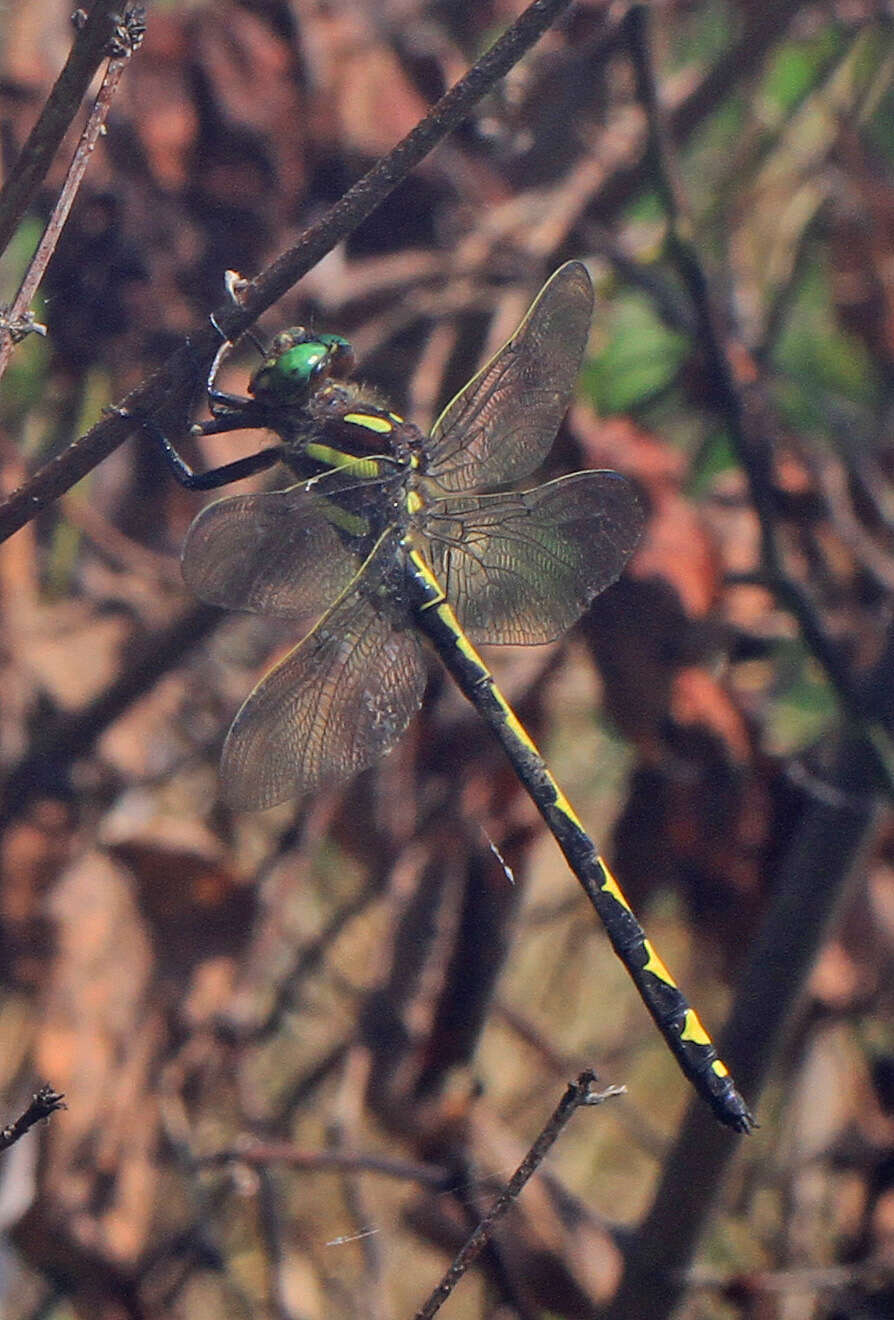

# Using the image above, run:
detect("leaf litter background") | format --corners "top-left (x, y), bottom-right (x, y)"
top-left (0, 2), bottom-right (893, 1318)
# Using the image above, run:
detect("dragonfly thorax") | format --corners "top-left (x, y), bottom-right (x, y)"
top-left (275, 382), bottom-right (425, 481)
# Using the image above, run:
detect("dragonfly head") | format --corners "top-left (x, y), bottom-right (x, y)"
top-left (249, 330), bottom-right (355, 405)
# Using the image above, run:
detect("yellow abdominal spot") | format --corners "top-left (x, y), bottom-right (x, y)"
top-left (406, 490), bottom-right (424, 514)
top-left (550, 786), bottom-right (584, 830)
top-left (600, 866), bottom-right (633, 913)
top-left (411, 550), bottom-right (440, 585)
top-left (440, 608), bottom-right (484, 662)
top-left (680, 1009), bottom-right (712, 1047)
top-left (641, 940), bottom-right (678, 987)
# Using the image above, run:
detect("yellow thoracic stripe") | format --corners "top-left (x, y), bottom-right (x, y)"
top-left (344, 412), bottom-right (393, 434)
top-left (304, 443), bottom-right (382, 480)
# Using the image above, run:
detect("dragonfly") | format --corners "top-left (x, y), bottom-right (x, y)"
top-left (149, 262), bottom-right (754, 1133)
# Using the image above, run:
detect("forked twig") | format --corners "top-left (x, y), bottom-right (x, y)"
top-left (1, 1085), bottom-right (66, 1153)
top-left (413, 1073), bottom-right (624, 1320)
top-left (0, 7), bottom-right (145, 379)
top-left (0, 0), bottom-right (131, 256)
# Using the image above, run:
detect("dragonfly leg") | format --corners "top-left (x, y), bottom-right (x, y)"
top-left (113, 406), bottom-right (285, 491)
top-left (207, 317), bottom-right (266, 416)
top-left (159, 439), bottom-right (284, 490)
top-left (208, 388), bottom-right (253, 414)
top-left (206, 335), bottom-right (250, 416)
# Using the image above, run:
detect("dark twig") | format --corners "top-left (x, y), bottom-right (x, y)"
top-left (195, 1141), bottom-right (449, 1190)
top-left (0, 1), bottom-right (133, 257)
top-left (413, 1073), bottom-right (624, 1320)
top-left (0, 0), bottom-right (572, 547)
top-left (623, 4), bottom-right (894, 794)
top-left (584, 222), bottom-right (697, 336)
top-left (451, 1150), bottom-right (541, 1320)
top-left (0, 7), bottom-right (145, 378)
top-left (0, 1085), bottom-right (66, 1153)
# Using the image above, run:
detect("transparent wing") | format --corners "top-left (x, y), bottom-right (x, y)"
top-left (423, 471), bottom-right (643, 645)
top-left (220, 571), bottom-right (426, 810)
top-left (425, 262), bottom-right (594, 493)
top-left (182, 482), bottom-right (366, 629)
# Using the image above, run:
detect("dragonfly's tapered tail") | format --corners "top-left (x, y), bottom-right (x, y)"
top-left (151, 261), bottom-right (755, 1131)
top-left (408, 547), bottom-right (754, 1133)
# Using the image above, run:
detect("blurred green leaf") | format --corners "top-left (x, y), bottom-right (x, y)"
top-left (583, 293), bottom-right (688, 415)
top-left (0, 305), bottom-right (50, 426)
top-left (761, 644), bottom-right (837, 756)
top-left (690, 428), bottom-right (737, 491)
top-left (774, 258), bottom-right (879, 418)
top-left (666, 0), bottom-right (733, 69)
top-left (759, 29), bottom-right (842, 116)
top-left (0, 214), bottom-right (43, 300)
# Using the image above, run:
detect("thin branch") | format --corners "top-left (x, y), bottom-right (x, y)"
top-left (584, 0), bottom-right (808, 227)
top-left (196, 1141), bottom-right (450, 1190)
top-left (0, 1), bottom-right (130, 256)
top-left (0, 1085), bottom-right (66, 1153)
top-left (583, 222), bottom-right (697, 335)
top-left (413, 1073), bottom-right (624, 1320)
top-left (0, 0), bottom-right (573, 547)
top-left (0, 7), bottom-right (145, 378)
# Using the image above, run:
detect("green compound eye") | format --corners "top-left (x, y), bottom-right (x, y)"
top-left (250, 334), bottom-right (356, 403)
top-left (252, 342), bottom-right (331, 401)
top-left (276, 342), bottom-right (332, 385)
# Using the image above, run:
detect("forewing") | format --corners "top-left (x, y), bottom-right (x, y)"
top-left (424, 471), bottom-right (644, 645)
top-left (426, 262), bottom-right (594, 493)
top-left (182, 484), bottom-right (362, 629)
top-left (220, 583), bottom-right (426, 810)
